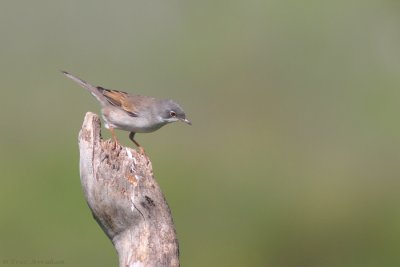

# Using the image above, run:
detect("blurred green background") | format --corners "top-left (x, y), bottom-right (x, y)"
top-left (1, 1), bottom-right (400, 266)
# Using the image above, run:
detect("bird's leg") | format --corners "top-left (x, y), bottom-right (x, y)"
top-left (109, 127), bottom-right (119, 148)
top-left (129, 132), bottom-right (145, 155)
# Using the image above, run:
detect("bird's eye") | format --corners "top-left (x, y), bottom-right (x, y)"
top-left (170, 111), bottom-right (177, 117)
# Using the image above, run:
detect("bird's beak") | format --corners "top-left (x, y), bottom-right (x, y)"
top-left (180, 118), bottom-right (192, 125)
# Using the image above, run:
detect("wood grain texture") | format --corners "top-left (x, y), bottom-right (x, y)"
top-left (79, 112), bottom-right (179, 267)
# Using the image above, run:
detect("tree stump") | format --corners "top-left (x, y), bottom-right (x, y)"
top-left (78, 112), bottom-right (179, 267)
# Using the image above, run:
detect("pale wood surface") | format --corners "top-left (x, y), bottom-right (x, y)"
top-left (78, 112), bottom-right (179, 267)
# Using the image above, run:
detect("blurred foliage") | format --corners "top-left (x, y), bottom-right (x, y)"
top-left (1, 0), bottom-right (400, 266)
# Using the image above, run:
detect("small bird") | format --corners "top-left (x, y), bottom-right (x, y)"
top-left (62, 71), bottom-right (191, 153)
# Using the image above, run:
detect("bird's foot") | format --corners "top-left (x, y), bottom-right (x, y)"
top-left (112, 138), bottom-right (120, 150)
top-left (138, 146), bottom-right (146, 156)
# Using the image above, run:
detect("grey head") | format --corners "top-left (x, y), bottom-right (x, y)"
top-left (156, 99), bottom-right (192, 125)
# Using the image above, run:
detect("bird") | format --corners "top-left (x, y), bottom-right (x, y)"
top-left (62, 71), bottom-right (191, 154)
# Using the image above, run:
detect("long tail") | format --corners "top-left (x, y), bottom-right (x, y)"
top-left (62, 71), bottom-right (108, 106)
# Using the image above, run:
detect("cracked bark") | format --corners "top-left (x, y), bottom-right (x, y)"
top-left (78, 112), bottom-right (179, 267)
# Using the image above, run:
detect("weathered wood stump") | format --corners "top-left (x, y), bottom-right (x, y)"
top-left (78, 112), bottom-right (179, 267)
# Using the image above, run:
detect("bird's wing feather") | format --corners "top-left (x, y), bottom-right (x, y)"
top-left (98, 87), bottom-right (139, 117)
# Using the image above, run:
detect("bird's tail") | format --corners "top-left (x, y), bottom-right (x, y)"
top-left (62, 71), bottom-right (108, 106)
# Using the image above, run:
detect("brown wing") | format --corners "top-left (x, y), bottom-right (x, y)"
top-left (97, 87), bottom-right (138, 117)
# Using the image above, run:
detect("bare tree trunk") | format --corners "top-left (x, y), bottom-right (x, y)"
top-left (78, 112), bottom-right (179, 267)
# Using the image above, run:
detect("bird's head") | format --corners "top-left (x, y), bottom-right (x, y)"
top-left (158, 99), bottom-right (191, 125)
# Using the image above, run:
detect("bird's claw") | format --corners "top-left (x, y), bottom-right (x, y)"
top-left (138, 146), bottom-right (146, 156)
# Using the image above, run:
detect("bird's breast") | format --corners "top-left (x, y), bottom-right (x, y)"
top-left (102, 107), bottom-right (166, 133)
